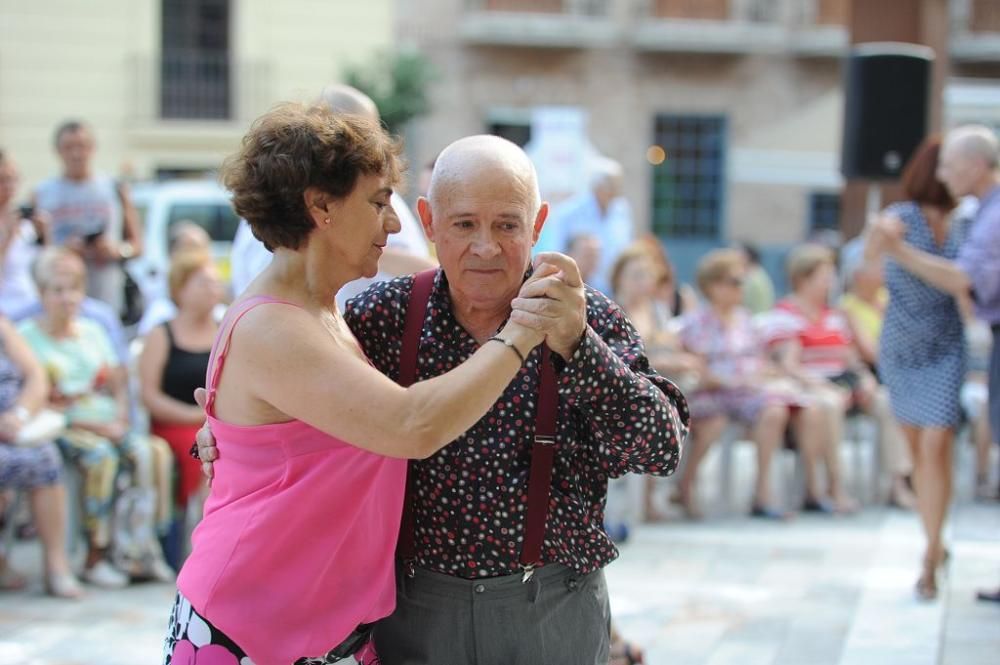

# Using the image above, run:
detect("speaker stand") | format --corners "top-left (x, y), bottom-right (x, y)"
top-left (865, 182), bottom-right (883, 228)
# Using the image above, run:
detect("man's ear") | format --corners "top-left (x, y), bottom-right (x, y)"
top-left (531, 202), bottom-right (550, 245)
top-left (417, 196), bottom-right (436, 242)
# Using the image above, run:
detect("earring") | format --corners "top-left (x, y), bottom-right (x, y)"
top-left (324, 218), bottom-right (330, 225)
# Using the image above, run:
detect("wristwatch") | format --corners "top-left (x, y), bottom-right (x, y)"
top-left (119, 241), bottom-right (136, 260)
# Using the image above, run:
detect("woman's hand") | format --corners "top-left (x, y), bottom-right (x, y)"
top-left (869, 214), bottom-right (906, 256)
top-left (0, 410), bottom-right (24, 442)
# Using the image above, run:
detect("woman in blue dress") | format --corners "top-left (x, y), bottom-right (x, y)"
top-left (868, 136), bottom-right (969, 600)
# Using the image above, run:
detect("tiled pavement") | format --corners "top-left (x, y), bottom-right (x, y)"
top-left (1, 442), bottom-right (998, 665)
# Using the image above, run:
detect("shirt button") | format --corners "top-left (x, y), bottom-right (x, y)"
top-left (474, 584), bottom-right (486, 594)
top-left (566, 578), bottom-right (579, 591)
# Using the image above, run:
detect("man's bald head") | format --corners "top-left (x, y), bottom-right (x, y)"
top-left (416, 135), bottom-right (549, 313)
top-left (428, 135), bottom-right (541, 215)
top-left (945, 125), bottom-right (1000, 169)
top-left (317, 84), bottom-right (380, 122)
top-left (938, 124), bottom-right (1000, 199)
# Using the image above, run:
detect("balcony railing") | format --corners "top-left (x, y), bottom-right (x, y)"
top-left (952, 0), bottom-right (1000, 61)
top-left (468, 0), bottom-right (607, 15)
top-left (969, 0), bottom-right (1000, 32)
top-left (650, 0), bottom-right (731, 21)
top-left (161, 50), bottom-right (231, 120)
top-left (460, 0), bottom-right (615, 47)
top-left (632, 0), bottom-right (846, 56)
top-left (127, 51), bottom-right (270, 126)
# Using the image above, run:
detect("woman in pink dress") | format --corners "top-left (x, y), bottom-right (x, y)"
top-left (164, 104), bottom-right (555, 665)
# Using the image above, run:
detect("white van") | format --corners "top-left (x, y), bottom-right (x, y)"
top-left (127, 179), bottom-right (240, 302)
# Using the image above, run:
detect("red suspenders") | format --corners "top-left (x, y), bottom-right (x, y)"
top-left (395, 269), bottom-right (558, 582)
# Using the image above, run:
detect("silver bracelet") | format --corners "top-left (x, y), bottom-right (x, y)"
top-left (488, 335), bottom-right (526, 364)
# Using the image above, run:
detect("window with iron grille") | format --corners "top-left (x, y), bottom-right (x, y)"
top-left (161, 0), bottom-right (231, 120)
top-left (808, 191), bottom-right (841, 233)
top-left (651, 115), bottom-right (727, 239)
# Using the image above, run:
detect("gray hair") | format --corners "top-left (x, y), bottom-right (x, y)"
top-left (32, 246), bottom-right (86, 291)
top-left (947, 124), bottom-right (1000, 169)
top-left (316, 84), bottom-right (380, 122)
top-left (589, 157), bottom-right (623, 191)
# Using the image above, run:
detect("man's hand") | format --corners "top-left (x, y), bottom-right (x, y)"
top-left (511, 252), bottom-right (587, 360)
top-left (193, 387), bottom-right (218, 482)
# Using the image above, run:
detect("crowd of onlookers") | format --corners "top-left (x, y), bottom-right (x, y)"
top-left (0, 122), bottom-right (224, 598)
top-left (0, 117), bottom-right (995, 609)
top-left (605, 234), bottom-right (990, 520)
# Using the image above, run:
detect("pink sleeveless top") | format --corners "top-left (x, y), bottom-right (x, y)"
top-left (176, 296), bottom-right (407, 665)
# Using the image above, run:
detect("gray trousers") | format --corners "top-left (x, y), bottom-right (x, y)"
top-left (374, 563), bottom-right (611, 665)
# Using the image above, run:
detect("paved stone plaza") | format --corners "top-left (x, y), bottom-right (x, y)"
top-left (1, 443), bottom-right (998, 665)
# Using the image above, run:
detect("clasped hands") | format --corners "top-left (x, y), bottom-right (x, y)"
top-left (509, 252), bottom-right (588, 361)
top-left (194, 252), bottom-right (588, 481)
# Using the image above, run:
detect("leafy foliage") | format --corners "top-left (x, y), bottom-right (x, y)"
top-left (343, 50), bottom-right (437, 135)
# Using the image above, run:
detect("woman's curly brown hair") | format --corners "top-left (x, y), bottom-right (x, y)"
top-left (222, 102), bottom-right (403, 251)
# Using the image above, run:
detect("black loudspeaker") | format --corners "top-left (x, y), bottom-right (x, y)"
top-left (841, 43), bottom-right (934, 180)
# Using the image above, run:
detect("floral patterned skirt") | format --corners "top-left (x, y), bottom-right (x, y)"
top-left (163, 592), bottom-right (380, 665)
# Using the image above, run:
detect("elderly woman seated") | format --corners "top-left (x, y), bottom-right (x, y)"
top-left (610, 242), bottom-right (703, 521)
top-left (758, 244), bottom-right (906, 513)
top-left (18, 247), bottom-right (174, 588)
top-left (139, 249), bottom-right (222, 568)
top-left (0, 315), bottom-right (81, 598)
top-left (677, 249), bottom-right (832, 519)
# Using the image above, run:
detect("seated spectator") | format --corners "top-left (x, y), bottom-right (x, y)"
top-left (19, 247), bottom-right (174, 587)
top-left (736, 242), bottom-right (775, 315)
top-left (136, 222), bottom-right (214, 336)
top-left (678, 249), bottom-right (830, 520)
top-left (611, 243), bottom-right (702, 521)
top-left (761, 244), bottom-right (906, 513)
top-left (611, 243), bottom-right (703, 391)
top-left (637, 234), bottom-right (698, 321)
top-left (0, 315), bottom-right (81, 598)
top-left (839, 258), bottom-right (886, 371)
top-left (840, 255), bottom-right (915, 507)
top-left (139, 250), bottom-right (222, 568)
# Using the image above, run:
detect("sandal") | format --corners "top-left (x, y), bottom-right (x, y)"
top-left (45, 572), bottom-right (84, 599)
top-left (802, 496), bottom-right (836, 514)
top-left (915, 558), bottom-right (938, 601)
top-left (750, 504), bottom-right (791, 521)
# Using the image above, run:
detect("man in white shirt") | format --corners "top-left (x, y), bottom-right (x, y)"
top-left (228, 85), bottom-right (435, 303)
top-left (533, 158), bottom-right (635, 294)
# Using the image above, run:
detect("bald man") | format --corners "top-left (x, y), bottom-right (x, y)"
top-left (872, 124), bottom-right (1000, 603)
top-left (228, 84), bottom-right (435, 300)
top-left (199, 135), bottom-right (688, 663)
